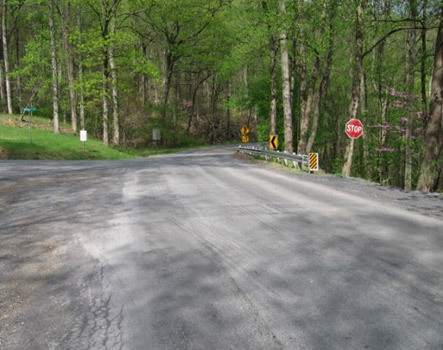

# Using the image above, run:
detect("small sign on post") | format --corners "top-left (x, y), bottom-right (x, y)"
top-left (309, 153), bottom-right (319, 172)
top-left (80, 129), bottom-right (87, 152)
top-left (23, 107), bottom-right (36, 144)
top-left (345, 119), bottom-right (364, 139)
top-left (240, 125), bottom-right (250, 143)
top-left (152, 128), bottom-right (161, 147)
top-left (269, 135), bottom-right (278, 150)
top-left (152, 129), bottom-right (161, 141)
top-left (241, 125), bottom-right (250, 135)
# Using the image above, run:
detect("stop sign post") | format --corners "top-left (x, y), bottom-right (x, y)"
top-left (345, 119), bottom-right (364, 139)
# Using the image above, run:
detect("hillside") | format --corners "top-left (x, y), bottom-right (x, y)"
top-left (0, 114), bottom-right (136, 160)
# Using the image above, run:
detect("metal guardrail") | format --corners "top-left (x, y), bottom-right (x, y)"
top-left (237, 145), bottom-right (310, 171)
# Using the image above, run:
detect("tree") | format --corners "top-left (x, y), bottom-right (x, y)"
top-left (279, 0), bottom-right (293, 152)
top-left (417, 7), bottom-right (443, 192)
top-left (59, 0), bottom-right (78, 133)
top-left (87, 0), bottom-right (122, 145)
top-left (342, 1), bottom-right (364, 177)
top-left (2, 0), bottom-right (12, 114)
top-left (404, 0), bottom-right (418, 191)
top-left (48, 0), bottom-right (60, 133)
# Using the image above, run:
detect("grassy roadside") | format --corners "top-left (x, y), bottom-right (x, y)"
top-left (0, 114), bottom-right (206, 160)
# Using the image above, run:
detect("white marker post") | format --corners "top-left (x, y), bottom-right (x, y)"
top-left (80, 129), bottom-right (87, 152)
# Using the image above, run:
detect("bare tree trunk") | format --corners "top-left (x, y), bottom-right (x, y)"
top-left (0, 60), bottom-right (5, 111)
top-left (109, 17), bottom-right (119, 146)
top-left (187, 83), bottom-right (200, 134)
top-left (244, 67), bottom-right (251, 126)
top-left (405, 0), bottom-right (418, 191)
top-left (298, 48), bottom-right (319, 155)
top-left (226, 81), bottom-right (231, 140)
top-left (162, 50), bottom-right (174, 119)
top-left (306, 4), bottom-right (335, 155)
top-left (2, 0), bottom-right (12, 114)
top-left (102, 66), bottom-right (109, 145)
top-left (77, 2), bottom-right (85, 129)
top-left (14, 21), bottom-right (22, 111)
top-left (299, 2), bottom-right (333, 155)
top-left (61, 1), bottom-right (78, 133)
top-left (307, 54), bottom-right (333, 154)
top-left (100, 0), bottom-right (110, 145)
top-left (378, 94), bottom-right (388, 181)
top-left (263, 0), bottom-right (278, 137)
top-left (48, 0), bottom-right (60, 133)
top-left (417, 8), bottom-right (443, 192)
top-left (279, 0), bottom-right (293, 152)
top-left (421, 0), bottom-right (428, 129)
top-left (342, 2), bottom-right (364, 177)
top-left (269, 35), bottom-right (278, 136)
top-left (298, 39), bottom-right (307, 145)
top-left (360, 72), bottom-right (369, 168)
top-left (187, 73), bottom-right (211, 134)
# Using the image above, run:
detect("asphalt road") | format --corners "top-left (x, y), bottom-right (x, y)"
top-left (1, 145), bottom-right (442, 350)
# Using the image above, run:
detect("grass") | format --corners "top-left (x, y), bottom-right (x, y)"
top-left (0, 114), bottom-right (181, 160)
top-left (0, 114), bottom-right (212, 160)
top-left (0, 125), bottom-right (135, 160)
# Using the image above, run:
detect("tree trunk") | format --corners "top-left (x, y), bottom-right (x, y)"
top-left (62, 1), bottom-right (78, 133)
top-left (298, 51), bottom-right (319, 155)
top-left (0, 53), bottom-right (6, 113)
top-left (244, 67), bottom-right (252, 126)
top-left (360, 72), bottom-right (369, 174)
top-left (162, 50), bottom-right (174, 119)
top-left (15, 22), bottom-right (22, 111)
top-left (269, 35), bottom-right (278, 136)
top-left (307, 43), bottom-right (333, 154)
top-left (109, 17), bottom-right (119, 146)
top-left (306, 3), bottom-right (335, 154)
top-left (187, 73), bottom-right (211, 134)
top-left (102, 64), bottom-right (109, 146)
top-left (0, 60), bottom-right (5, 111)
top-left (405, 0), bottom-right (418, 191)
top-left (262, 0), bottom-right (278, 137)
top-left (298, 38), bottom-right (307, 148)
top-left (2, 0), bottom-right (12, 114)
top-left (342, 2), bottom-right (364, 177)
top-left (48, 0), bottom-right (60, 133)
top-left (279, 0), bottom-right (293, 152)
top-left (417, 8), bottom-right (443, 192)
top-left (77, 2), bottom-right (85, 129)
top-left (421, 0), bottom-right (428, 129)
top-left (226, 81), bottom-right (231, 140)
top-left (187, 83), bottom-right (200, 134)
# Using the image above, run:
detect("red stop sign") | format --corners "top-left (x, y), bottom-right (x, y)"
top-left (345, 119), bottom-right (364, 139)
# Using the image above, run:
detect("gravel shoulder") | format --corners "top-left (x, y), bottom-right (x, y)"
top-left (236, 153), bottom-right (443, 221)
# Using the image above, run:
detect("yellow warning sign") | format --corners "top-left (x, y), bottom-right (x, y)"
top-left (242, 135), bottom-right (249, 143)
top-left (309, 153), bottom-right (319, 171)
top-left (241, 125), bottom-right (250, 135)
top-left (269, 135), bottom-right (278, 150)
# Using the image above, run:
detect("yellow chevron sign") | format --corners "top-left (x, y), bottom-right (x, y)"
top-left (269, 135), bottom-right (278, 150)
top-left (309, 153), bottom-right (319, 171)
top-left (241, 125), bottom-right (250, 135)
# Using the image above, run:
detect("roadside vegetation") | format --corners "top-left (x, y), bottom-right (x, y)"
top-left (0, 114), bottom-right (204, 160)
top-left (0, 1), bottom-right (442, 190)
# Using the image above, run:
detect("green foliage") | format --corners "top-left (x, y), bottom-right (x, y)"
top-left (0, 121), bottom-right (135, 160)
top-left (3, 0), bottom-right (443, 190)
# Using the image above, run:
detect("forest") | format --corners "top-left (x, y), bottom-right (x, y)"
top-left (0, 0), bottom-right (442, 192)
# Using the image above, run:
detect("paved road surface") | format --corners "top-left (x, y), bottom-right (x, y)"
top-left (1, 145), bottom-right (442, 350)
